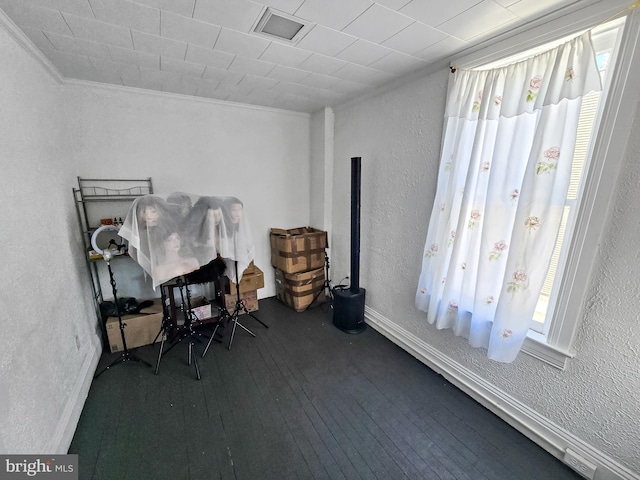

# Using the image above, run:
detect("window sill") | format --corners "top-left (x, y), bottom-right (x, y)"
top-left (522, 331), bottom-right (575, 370)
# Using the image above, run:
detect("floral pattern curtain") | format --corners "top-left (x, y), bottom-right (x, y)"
top-left (415, 32), bottom-right (602, 363)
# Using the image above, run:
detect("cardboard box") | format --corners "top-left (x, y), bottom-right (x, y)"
top-left (224, 289), bottom-right (259, 314)
top-left (227, 265), bottom-right (264, 294)
top-left (106, 311), bottom-right (163, 353)
top-left (274, 267), bottom-right (326, 312)
top-left (139, 299), bottom-right (163, 314)
top-left (270, 227), bottom-right (327, 274)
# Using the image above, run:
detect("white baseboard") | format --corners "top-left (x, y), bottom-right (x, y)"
top-left (48, 338), bottom-right (102, 454)
top-left (364, 306), bottom-right (639, 480)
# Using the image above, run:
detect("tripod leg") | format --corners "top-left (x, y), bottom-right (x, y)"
top-left (227, 311), bottom-right (244, 351)
top-left (94, 354), bottom-right (125, 379)
top-left (235, 320), bottom-right (256, 337)
top-left (202, 322), bottom-right (221, 358)
top-left (155, 332), bottom-right (166, 375)
top-left (190, 339), bottom-right (201, 380)
top-left (246, 309), bottom-right (268, 328)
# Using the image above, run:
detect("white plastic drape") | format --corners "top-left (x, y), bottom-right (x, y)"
top-left (416, 32), bottom-right (602, 362)
top-left (118, 193), bottom-right (255, 289)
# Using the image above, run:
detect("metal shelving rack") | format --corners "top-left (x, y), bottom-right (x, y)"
top-left (73, 177), bottom-right (153, 336)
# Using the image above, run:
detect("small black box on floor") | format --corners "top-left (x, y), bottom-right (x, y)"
top-left (332, 287), bottom-right (366, 334)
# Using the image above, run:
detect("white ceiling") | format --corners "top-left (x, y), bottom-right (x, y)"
top-left (1, 0), bottom-right (586, 113)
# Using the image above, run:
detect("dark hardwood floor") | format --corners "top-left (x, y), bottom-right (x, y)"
top-left (70, 297), bottom-right (582, 480)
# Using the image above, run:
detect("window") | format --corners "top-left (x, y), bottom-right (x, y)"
top-left (531, 21), bottom-right (622, 336)
top-left (446, 11), bottom-right (638, 368)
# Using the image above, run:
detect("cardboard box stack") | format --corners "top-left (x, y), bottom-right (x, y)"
top-left (271, 227), bottom-right (328, 312)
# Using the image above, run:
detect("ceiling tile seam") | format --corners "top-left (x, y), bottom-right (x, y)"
top-left (129, 27), bottom-right (135, 53)
top-left (59, 11), bottom-right (75, 37)
top-left (432, 0), bottom-right (484, 29)
top-left (338, 1), bottom-right (377, 34)
top-left (87, 0), bottom-right (97, 21)
top-left (40, 30), bottom-right (58, 52)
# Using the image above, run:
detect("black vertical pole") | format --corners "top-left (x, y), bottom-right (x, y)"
top-left (350, 157), bottom-right (361, 294)
top-left (332, 156), bottom-right (366, 334)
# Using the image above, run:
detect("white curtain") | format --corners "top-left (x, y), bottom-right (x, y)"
top-left (416, 32), bottom-right (602, 363)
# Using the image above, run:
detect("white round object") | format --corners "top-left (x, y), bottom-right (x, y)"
top-left (91, 224), bottom-right (121, 255)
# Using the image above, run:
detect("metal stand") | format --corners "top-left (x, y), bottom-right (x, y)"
top-left (305, 250), bottom-right (333, 312)
top-left (203, 260), bottom-right (267, 356)
top-left (94, 258), bottom-right (152, 379)
top-left (154, 278), bottom-right (203, 380)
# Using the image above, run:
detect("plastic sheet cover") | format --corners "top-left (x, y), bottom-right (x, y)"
top-left (118, 193), bottom-right (255, 289)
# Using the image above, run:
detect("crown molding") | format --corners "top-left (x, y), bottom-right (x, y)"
top-left (0, 7), bottom-right (63, 83)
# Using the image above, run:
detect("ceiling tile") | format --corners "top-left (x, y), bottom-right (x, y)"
top-left (130, 0), bottom-right (195, 18)
top-left (88, 57), bottom-right (131, 83)
top-left (87, 59), bottom-right (136, 78)
top-left (202, 66), bottom-right (244, 84)
top-left (160, 10), bottom-right (221, 48)
top-left (507, 0), bottom-right (574, 18)
top-left (162, 80), bottom-right (199, 96)
top-left (48, 0), bottom-right (94, 17)
top-left (215, 81), bottom-right (253, 96)
top-left (192, 81), bottom-right (221, 98)
top-left (0, 3), bottom-right (73, 36)
top-left (261, 0), bottom-right (306, 15)
top-left (160, 56), bottom-right (206, 77)
top-left (294, 0), bottom-right (373, 31)
top-left (45, 31), bottom-right (112, 59)
top-left (295, 25), bottom-right (357, 57)
top-left (368, 49), bottom-right (427, 74)
top-left (342, 3), bottom-right (413, 44)
top-left (413, 34), bottom-right (467, 62)
top-left (381, 21), bottom-right (447, 55)
top-left (331, 62), bottom-right (396, 85)
top-left (20, 26), bottom-right (55, 52)
top-left (238, 74), bottom-right (279, 90)
top-left (298, 53), bottom-right (348, 75)
top-left (258, 41), bottom-right (312, 68)
top-left (192, 0), bottom-right (263, 31)
top-left (132, 30), bottom-right (187, 60)
top-left (63, 12), bottom-right (134, 49)
top-left (186, 44), bottom-right (234, 69)
top-left (214, 28), bottom-right (270, 59)
top-left (40, 48), bottom-right (96, 76)
top-left (400, 0), bottom-right (481, 27)
top-left (335, 39), bottom-right (393, 66)
top-left (438, 0), bottom-right (517, 41)
top-left (265, 64), bottom-right (311, 83)
top-left (141, 65), bottom-right (181, 82)
top-left (299, 72), bottom-right (365, 92)
top-left (373, 0), bottom-right (412, 10)
top-left (108, 44), bottom-right (160, 68)
top-left (88, 0), bottom-right (160, 35)
top-left (123, 75), bottom-right (162, 90)
top-left (180, 75), bottom-right (217, 89)
top-left (227, 56), bottom-right (276, 76)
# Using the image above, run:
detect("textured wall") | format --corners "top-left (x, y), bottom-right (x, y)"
top-left (0, 26), bottom-right (98, 453)
top-left (331, 65), bottom-right (640, 475)
top-left (66, 85), bottom-right (311, 299)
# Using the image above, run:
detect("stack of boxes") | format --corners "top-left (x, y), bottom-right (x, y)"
top-left (270, 227), bottom-right (328, 312)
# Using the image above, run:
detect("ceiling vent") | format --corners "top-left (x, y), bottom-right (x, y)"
top-left (252, 8), bottom-right (313, 45)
